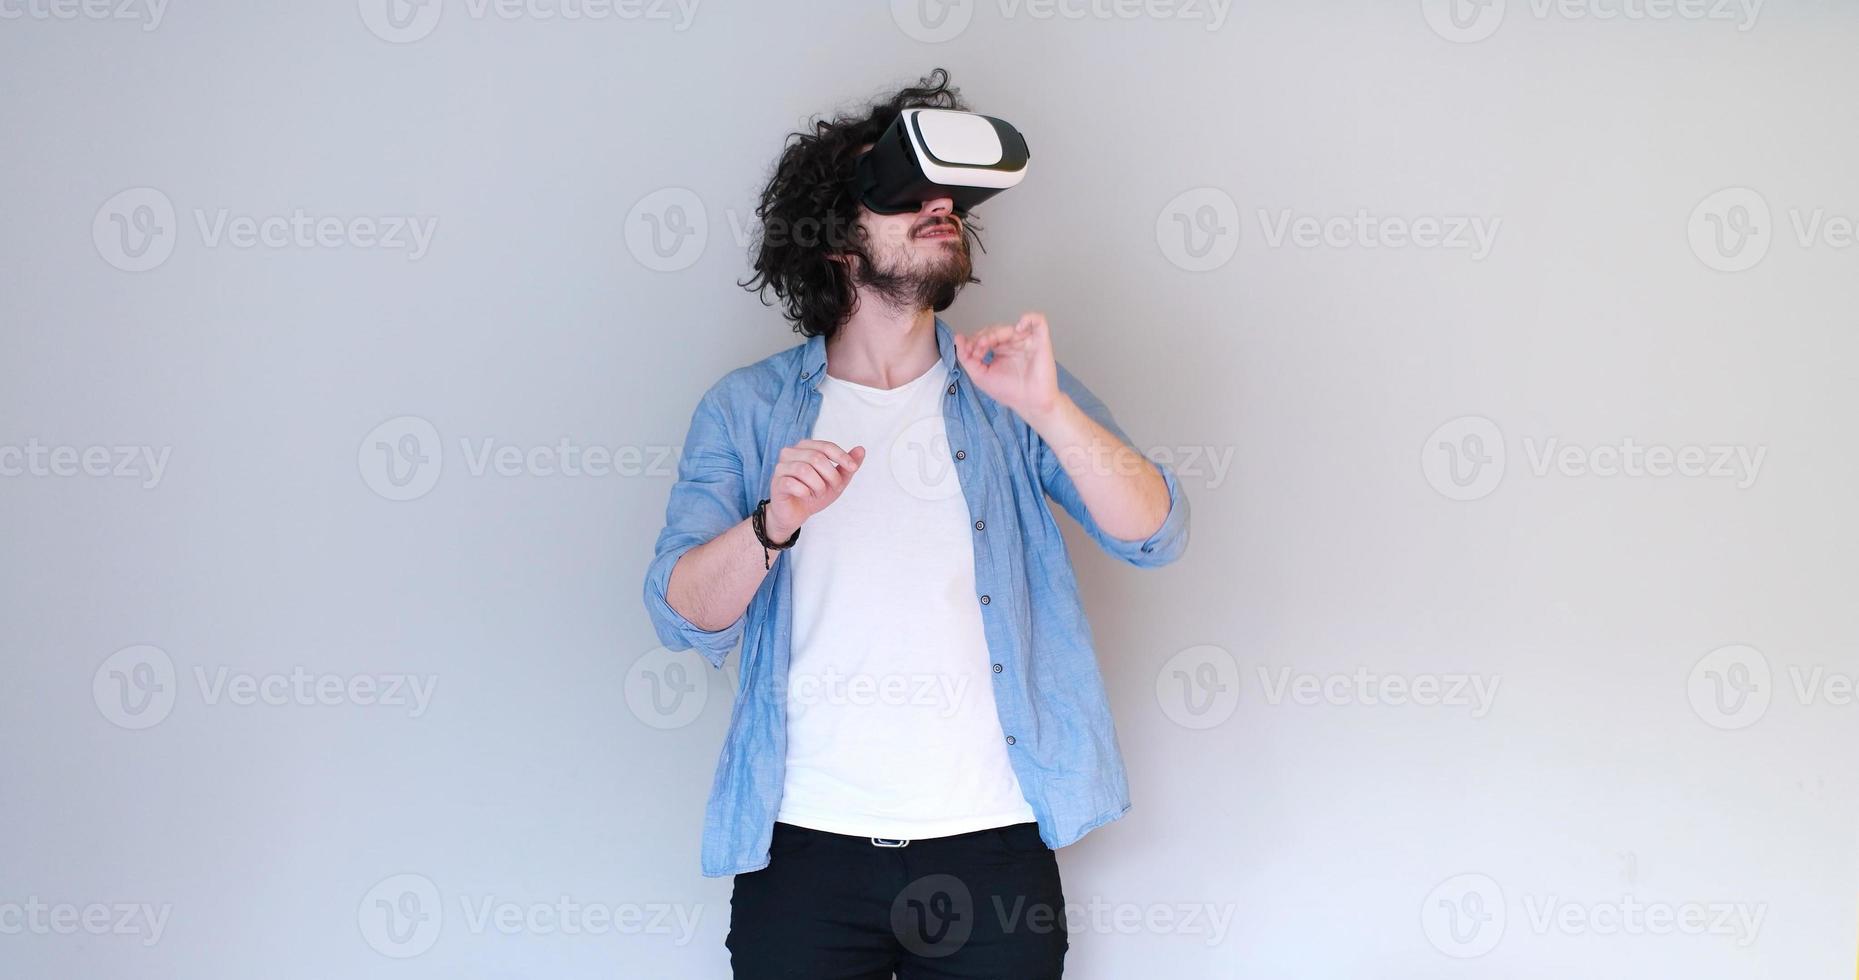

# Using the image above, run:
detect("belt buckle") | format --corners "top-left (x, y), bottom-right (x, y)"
top-left (870, 837), bottom-right (910, 848)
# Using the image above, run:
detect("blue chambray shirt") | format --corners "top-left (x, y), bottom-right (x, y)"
top-left (643, 316), bottom-right (1191, 877)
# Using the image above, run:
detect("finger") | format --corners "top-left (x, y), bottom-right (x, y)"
top-left (799, 449), bottom-right (857, 489)
top-left (795, 440), bottom-right (860, 471)
top-left (962, 329), bottom-right (1007, 365)
top-left (787, 442), bottom-right (851, 475)
top-left (826, 445), bottom-right (867, 479)
top-left (772, 474), bottom-right (812, 501)
top-left (989, 331), bottom-right (1033, 353)
top-left (801, 456), bottom-right (849, 491)
top-left (954, 334), bottom-right (983, 369)
top-left (1021, 315), bottom-right (1050, 351)
top-left (780, 460), bottom-right (829, 496)
top-left (971, 324), bottom-right (1014, 352)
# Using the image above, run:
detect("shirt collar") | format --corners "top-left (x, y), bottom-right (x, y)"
top-left (799, 316), bottom-right (959, 391)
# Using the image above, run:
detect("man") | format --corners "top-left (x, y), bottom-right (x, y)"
top-left (642, 69), bottom-right (1191, 979)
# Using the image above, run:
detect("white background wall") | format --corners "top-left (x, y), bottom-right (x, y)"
top-left (2, 1), bottom-right (1853, 977)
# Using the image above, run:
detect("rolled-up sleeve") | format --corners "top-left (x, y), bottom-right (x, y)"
top-left (1034, 363), bottom-right (1191, 568)
top-left (643, 387), bottom-right (751, 668)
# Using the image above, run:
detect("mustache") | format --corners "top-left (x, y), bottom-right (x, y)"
top-left (913, 216), bottom-right (961, 238)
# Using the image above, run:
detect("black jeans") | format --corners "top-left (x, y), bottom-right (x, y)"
top-left (727, 821), bottom-right (1069, 979)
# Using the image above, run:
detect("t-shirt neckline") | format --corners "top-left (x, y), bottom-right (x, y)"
top-left (822, 359), bottom-right (943, 399)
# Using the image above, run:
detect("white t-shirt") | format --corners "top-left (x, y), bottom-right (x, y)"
top-left (776, 358), bottom-right (1037, 840)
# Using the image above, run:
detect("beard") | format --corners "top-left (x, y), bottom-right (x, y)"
top-left (853, 229), bottom-right (974, 314)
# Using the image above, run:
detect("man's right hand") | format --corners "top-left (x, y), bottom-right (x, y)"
top-left (765, 439), bottom-right (865, 542)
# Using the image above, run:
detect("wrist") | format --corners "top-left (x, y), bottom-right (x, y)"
top-left (1020, 391), bottom-right (1075, 433)
top-left (761, 503), bottom-right (801, 544)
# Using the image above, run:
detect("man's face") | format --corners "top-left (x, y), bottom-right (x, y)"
top-left (857, 198), bottom-right (970, 273)
top-left (845, 144), bottom-right (973, 312)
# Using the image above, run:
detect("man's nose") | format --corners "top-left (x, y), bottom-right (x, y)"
top-left (920, 196), bottom-right (955, 217)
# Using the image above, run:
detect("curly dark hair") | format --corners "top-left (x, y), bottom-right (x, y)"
top-left (739, 68), bottom-right (985, 340)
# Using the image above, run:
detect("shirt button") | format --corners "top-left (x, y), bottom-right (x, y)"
top-left (979, 594), bottom-right (990, 605)
top-left (1005, 735), bottom-right (1016, 745)
top-left (992, 663), bottom-right (1003, 673)
top-left (974, 520), bottom-right (985, 531)
top-left (954, 450), bottom-right (966, 460)
top-left (947, 383), bottom-right (957, 394)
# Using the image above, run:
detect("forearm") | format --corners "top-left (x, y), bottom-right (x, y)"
top-left (1025, 394), bottom-right (1170, 542)
top-left (666, 514), bottom-right (788, 632)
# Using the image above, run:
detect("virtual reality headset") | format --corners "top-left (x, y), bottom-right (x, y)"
top-left (855, 108), bottom-right (1031, 215)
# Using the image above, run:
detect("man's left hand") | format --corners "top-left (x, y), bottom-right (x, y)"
top-left (954, 312), bottom-right (1066, 425)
